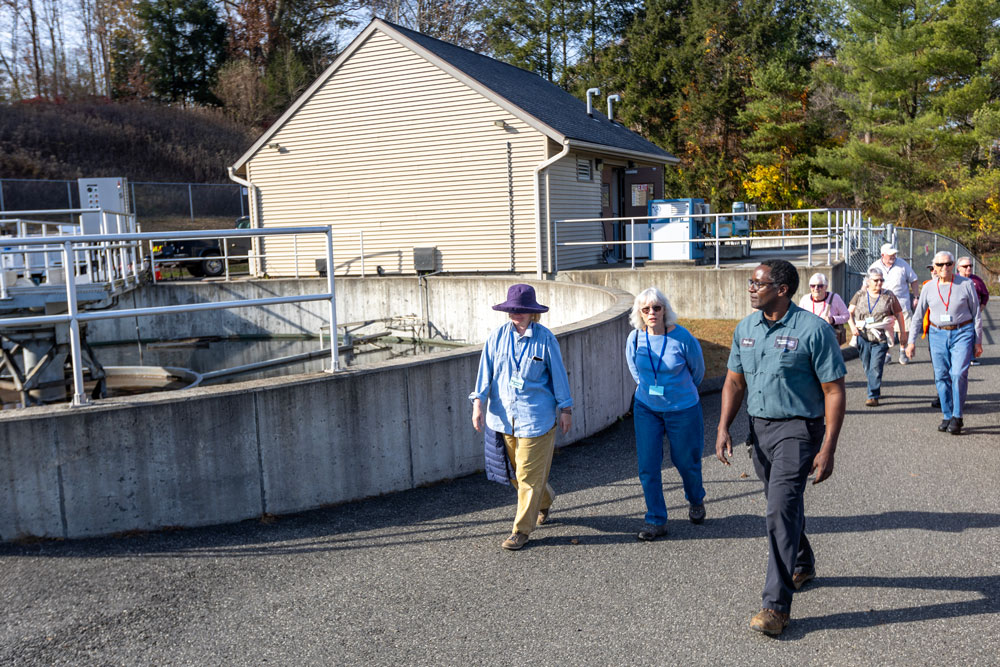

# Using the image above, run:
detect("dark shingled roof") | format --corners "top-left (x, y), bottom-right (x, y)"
top-left (387, 21), bottom-right (675, 162)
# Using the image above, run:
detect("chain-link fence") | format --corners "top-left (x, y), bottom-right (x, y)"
top-left (0, 178), bottom-right (245, 226)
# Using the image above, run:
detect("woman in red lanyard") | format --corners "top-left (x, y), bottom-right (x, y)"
top-left (797, 272), bottom-right (850, 344)
top-left (625, 288), bottom-right (706, 540)
top-left (847, 268), bottom-right (906, 407)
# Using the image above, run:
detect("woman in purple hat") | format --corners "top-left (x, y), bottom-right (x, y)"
top-left (470, 284), bottom-right (573, 551)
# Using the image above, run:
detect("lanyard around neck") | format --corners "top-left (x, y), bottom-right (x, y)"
top-left (811, 293), bottom-right (829, 315)
top-left (936, 278), bottom-right (953, 312)
top-left (509, 323), bottom-right (530, 373)
top-left (866, 290), bottom-right (881, 315)
top-left (644, 329), bottom-right (668, 385)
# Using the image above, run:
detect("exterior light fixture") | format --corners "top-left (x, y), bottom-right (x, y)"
top-left (493, 120), bottom-right (507, 129)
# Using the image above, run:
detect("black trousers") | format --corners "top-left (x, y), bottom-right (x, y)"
top-left (750, 416), bottom-right (825, 614)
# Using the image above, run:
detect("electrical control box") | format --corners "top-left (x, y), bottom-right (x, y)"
top-left (78, 178), bottom-right (130, 234)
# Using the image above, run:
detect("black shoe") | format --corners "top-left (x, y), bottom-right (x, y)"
top-left (689, 504), bottom-right (706, 524)
top-left (938, 419), bottom-right (950, 432)
top-left (931, 398), bottom-right (941, 408)
top-left (947, 417), bottom-right (963, 435)
top-left (637, 523), bottom-right (667, 541)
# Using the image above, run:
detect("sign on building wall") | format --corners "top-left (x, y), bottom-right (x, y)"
top-left (631, 183), bottom-right (654, 207)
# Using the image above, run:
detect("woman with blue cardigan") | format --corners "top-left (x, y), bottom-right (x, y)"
top-left (625, 288), bottom-right (707, 540)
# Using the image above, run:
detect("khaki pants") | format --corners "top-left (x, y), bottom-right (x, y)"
top-left (502, 426), bottom-right (556, 536)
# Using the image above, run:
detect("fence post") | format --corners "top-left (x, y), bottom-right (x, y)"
top-left (807, 211), bottom-right (813, 267)
top-left (781, 213), bottom-right (786, 250)
top-left (826, 210), bottom-right (832, 265)
top-left (325, 229), bottom-right (339, 372)
top-left (293, 234), bottom-right (300, 279)
top-left (553, 220), bottom-right (559, 273)
top-left (630, 218), bottom-right (636, 270)
top-left (0, 178), bottom-right (4, 210)
top-left (66, 181), bottom-right (73, 208)
top-left (63, 241), bottom-right (88, 406)
top-left (360, 231), bottom-right (365, 277)
top-left (714, 213), bottom-right (720, 270)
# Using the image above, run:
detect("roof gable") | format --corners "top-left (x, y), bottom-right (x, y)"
top-left (232, 19), bottom-right (676, 172)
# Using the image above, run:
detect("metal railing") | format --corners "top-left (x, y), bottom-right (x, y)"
top-left (1, 207), bottom-right (142, 300)
top-left (0, 226), bottom-right (340, 406)
top-left (553, 207), bottom-right (863, 271)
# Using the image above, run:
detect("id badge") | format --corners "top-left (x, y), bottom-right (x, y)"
top-left (649, 385), bottom-right (665, 396)
top-left (940, 313), bottom-right (952, 323)
top-left (510, 375), bottom-right (525, 389)
top-left (865, 316), bottom-right (875, 325)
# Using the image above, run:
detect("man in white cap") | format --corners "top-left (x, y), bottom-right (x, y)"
top-left (869, 243), bottom-right (919, 364)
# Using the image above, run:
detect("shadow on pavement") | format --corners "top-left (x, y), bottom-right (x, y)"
top-left (783, 575), bottom-right (1000, 639)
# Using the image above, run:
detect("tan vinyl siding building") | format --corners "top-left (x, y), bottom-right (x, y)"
top-left (230, 19), bottom-right (677, 278)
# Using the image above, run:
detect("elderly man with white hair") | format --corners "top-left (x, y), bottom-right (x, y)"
top-left (869, 243), bottom-right (919, 364)
top-left (905, 251), bottom-right (983, 435)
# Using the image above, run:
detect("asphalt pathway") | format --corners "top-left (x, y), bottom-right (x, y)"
top-left (1, 306), bottom-right (997, 666)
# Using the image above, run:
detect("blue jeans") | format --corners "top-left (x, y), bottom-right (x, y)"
top-left (857, 336), bottom-right (889, 399)
top-left (927, 324), bottom-right (976, 419)
top-left (633, 399), bottom-right (706, 525)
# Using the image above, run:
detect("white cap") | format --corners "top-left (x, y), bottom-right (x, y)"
top-left (880, 243), bottom-right (898, 255)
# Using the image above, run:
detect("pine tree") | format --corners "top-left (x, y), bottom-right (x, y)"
top-left (138, 0), bottom-right (228, 105)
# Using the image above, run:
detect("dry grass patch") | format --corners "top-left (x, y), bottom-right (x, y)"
top-left (678, 318), bottom-right (738, 379)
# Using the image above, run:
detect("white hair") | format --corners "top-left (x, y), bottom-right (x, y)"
top-left (630, 287), bottom-right (679, 330)
top-left (957, 256), bottom-right (973, 268)
top-left (808, 272), bottom-right (828, 286)
top-left (867, 267), bottom-right (884, 280)
top-left (933, 250), bottom-right (954, 264)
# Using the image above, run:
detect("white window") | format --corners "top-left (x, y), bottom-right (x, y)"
top-left (576, 158), bottom-right (593, 181)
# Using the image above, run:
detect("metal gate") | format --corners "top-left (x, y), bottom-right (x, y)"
top-left (843, 218), bottom-right (885, 301)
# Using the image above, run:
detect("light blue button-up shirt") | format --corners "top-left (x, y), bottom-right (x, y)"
top-left (470, 322), bottom-right (573, 438)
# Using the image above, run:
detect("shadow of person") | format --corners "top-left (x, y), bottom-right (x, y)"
top-left (781, 574), bottom-right (1000, 639)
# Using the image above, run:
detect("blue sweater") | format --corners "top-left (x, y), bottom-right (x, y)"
top-left (626, 326), bottom-right (704, 412)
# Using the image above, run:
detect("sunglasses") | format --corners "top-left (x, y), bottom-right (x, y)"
top-left (957, 264), bottom-right (971, 269)
top-left (869, 279), bottom-right (884, 283)
top-left (808, 284), bottom-right (825, 288)
top-left (640, 305), bottom-right (663, 314)
top-left (934, 262), bottom-right (953, 267)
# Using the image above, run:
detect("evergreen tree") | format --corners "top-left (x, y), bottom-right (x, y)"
top-left (138, 0), bottom-right (228, 105)
top-left (479, 0), bottom-right (586, 84)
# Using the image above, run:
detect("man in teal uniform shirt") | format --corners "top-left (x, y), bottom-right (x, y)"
top-left (715, 259), bottom-right (846, 636)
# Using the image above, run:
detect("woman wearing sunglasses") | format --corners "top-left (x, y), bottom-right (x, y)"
top-left (625, 288), bottom-right (706, 540)
top-left (906, 251), bottom-right (983, 435)
top-left (848, 267), bottom-right (907, 407)
top-left (797, 272), bottom-right (850, 344)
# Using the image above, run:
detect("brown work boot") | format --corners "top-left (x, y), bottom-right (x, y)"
top-left (792, 570), bottom-right (816, 590)
top-left (501, 532), bottom-right (529, 550)
top-left (536, 507), bottom-right (550, 526)
top-left (750, 608), bottom-right (790, 636)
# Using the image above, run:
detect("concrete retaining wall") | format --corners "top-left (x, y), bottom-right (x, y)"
top-left (558, 262), bottom-right (846, 320)
top-left (0, 279), bottom-right (633, 541)
top-left (87, 277), bottom-right (614, 345)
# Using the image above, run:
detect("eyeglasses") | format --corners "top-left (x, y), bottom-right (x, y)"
top-left (808, 284), bottom-right (825, 289)
top-left (640, 305), bottom-right (663, 314)
top-left (869, 279), bottom-right (884, 283)
top-left (934, 261), bottom-right (954, 267)
top-left (747, 279), bottom-right (775, 290)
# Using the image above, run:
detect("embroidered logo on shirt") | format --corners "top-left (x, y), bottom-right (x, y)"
top-left (740, 338), bottom-right (756, 347)
top-left (774, 336), bottom-right (799, 350)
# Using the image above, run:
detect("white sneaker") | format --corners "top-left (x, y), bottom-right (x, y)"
top-left (899, 354), bottom-right (909, 365)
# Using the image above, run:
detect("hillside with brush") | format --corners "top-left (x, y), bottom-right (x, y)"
top-left (0, 101), bottom-right (257, 183)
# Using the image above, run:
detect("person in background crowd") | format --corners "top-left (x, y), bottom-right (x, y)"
top-left (869, 244), bottom-right (919, 365)
top-left (847, 268), bottom-right (907, 407)
top-left (956, 257), bottom-right (989, 308)
top-left (625, 288), bottom-right (707, 541)
top-left (956, 257), bottom-right (988, 367)
top-left (906, 252), bottom-right (983, 435)
top-left (797, 272), bottom-right (850, 345)
top-left (715, 259), bottom-right (846, 637)
top-left (471, 284), bottom-right (573, 550)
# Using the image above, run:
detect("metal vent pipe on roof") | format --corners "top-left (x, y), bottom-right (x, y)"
top-left (607, 95), bottom-right (621, 121)
top-left (586, 88), bottom-right (600, 116)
